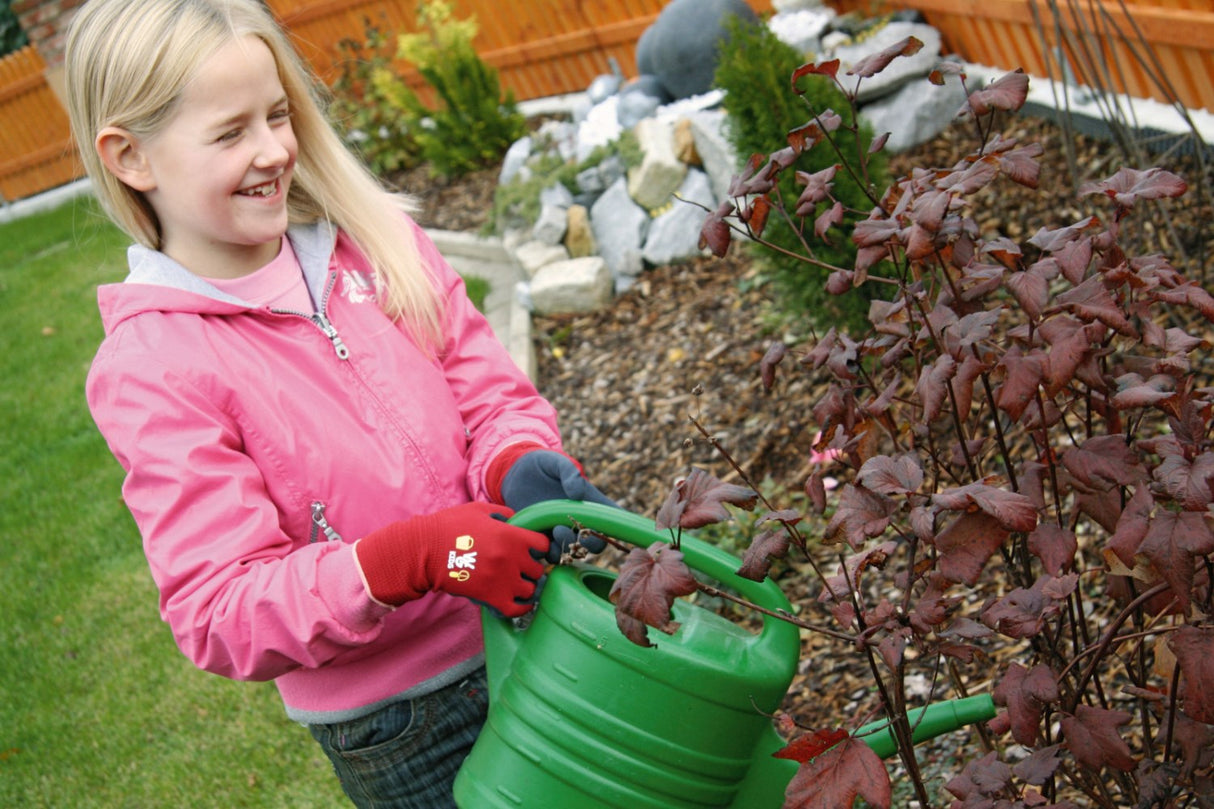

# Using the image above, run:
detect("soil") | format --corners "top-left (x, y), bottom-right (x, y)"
top-left (404, 111), bottom-right (1212, 797)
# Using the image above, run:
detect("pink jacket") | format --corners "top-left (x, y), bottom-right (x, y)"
top-left (86, 217), bottom-right (563, 723)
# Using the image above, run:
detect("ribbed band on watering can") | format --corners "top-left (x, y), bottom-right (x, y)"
top-left (452, 501), bottom-right (802, 809)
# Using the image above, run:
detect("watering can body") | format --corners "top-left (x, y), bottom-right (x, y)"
top-left (452, 501), bottom-right (801, 809)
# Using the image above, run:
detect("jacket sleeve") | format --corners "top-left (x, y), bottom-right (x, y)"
top-left (408, 222), bottom-right (566, 500)
top-left (86, 341), bottom-right (392, 682)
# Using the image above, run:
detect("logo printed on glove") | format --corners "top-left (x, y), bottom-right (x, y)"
top-left (448, 534), bottom-right (476, 581)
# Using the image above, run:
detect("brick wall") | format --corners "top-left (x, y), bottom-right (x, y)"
top-left (12, 0), bottom-right (85, 69)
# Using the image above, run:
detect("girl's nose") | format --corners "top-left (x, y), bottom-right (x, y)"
top-left (252, 125), bottom-right (292, 168)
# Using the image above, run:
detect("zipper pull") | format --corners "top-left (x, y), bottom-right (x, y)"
top-left (310, 501), bottom-right (343, 543)
top-left (311, 313), bottom-right (350, 359)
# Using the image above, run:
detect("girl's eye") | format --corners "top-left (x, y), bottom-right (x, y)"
top-left (270, 108), bottom-right (291, 123)
top-left (217, 129), bottom-right (242, 143)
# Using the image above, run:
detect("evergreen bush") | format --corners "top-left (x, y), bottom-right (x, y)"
top-left (714, 17), bottom-right (888, 332)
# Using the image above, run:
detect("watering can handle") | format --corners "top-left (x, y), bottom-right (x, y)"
top-left (507, 499), bottom-right (798, 624)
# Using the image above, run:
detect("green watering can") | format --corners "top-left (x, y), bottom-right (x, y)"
top-left (452, 501), bottom-right (995, 808)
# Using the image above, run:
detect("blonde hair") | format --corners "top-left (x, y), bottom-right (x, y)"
top-left (64, 0), bottom-right (442, 345)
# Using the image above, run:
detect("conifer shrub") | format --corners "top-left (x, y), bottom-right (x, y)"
top-left (714, 17), bottom-right (889, 332)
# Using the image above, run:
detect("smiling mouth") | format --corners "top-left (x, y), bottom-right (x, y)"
top-left (238, 180), bottom-right (278, 198)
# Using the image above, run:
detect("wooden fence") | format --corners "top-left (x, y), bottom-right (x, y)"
top-left (834, 0), bottom-right (1214, 112)
top-left (2, 0), bottom-right (1212, 203)
top-left (0, 45), bottom-right (79, 203)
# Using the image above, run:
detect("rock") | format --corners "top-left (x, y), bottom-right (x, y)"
top-left (825, 21), bottom-right (942, 102)
top-left (577, 96), bottom-right (624, 162)
top-left (617, 82), bottom-right (666, 129)
top-left (860, 70), bottom-right (969, 153)
top-left (498, 135), bottom-right (532, 185)
top-left (564, 205), bottom-right (597, 258)
top-left (685, 109), bottom-right (736, 204)
top-left (773, 0), bottom-right (824, 11)
top-left (529, 256), bottom-right (614, 315)
top-left (514, 240), bottom-right (570, 279)
top-left (532, 201), bottom-right (569, 246)
top-left (627, 117), bottom-right (688, 211)
top-left (642, 169), bottom-right (715, 266)
top-left (635, 0), bottom-right (760, 101)
top-left (673, 118), bottom-right (700, 166)
top-left (590, 178), bottom-right (649, 287)
top-left (769, 7), bottom-right (837, 55)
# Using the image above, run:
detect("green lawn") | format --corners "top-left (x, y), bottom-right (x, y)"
top-left (0, 196), bottom-right (348, 807)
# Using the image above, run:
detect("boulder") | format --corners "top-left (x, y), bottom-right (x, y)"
top-left (826, 21), bottom-right (942, 102)
top-left (590, 178), bottom-right (649, 287)
top-left (529, 257), bottom-right (614, 315)
top-left (642, 169), bottom-right (715, 266)
top-left (627, 117), bottom-right (688, 211)
top-left (860, 70), bottom-right (969, 153)
top-left (635, 0), bottom-right (760, 101)
top-left (564, 205), bottom-right (597, 259)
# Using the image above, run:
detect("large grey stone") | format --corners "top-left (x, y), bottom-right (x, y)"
top-left (860, 71), bottom-right (969, 153)
top-left (530, 257), bottom-right (614, 315)
top-left (826, 21), bottom-right (942, 102)
top-left (635, 0), bottom-right (760, 101)
top-left (498, 136), bottom-right (532, 185)
top-left (642, 169), bottom-right (716, 266)
top-left (685, 109), bottom-right (736, 204)
top-left (590, 178), bottom-right (649, 286)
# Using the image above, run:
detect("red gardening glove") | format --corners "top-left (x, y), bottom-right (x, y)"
top-left (354, 502), bottom-right (548, 618)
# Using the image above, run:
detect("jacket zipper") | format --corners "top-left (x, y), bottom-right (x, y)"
top-left (309, 501), bottom-right (343, 543)
top-left (273, 272), bottom-right (349, 360)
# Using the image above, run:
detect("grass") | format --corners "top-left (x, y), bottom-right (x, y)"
top-left (0, 195), bottom-right (350, 807)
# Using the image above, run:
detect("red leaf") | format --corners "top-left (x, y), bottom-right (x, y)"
top-left (814, 201), bottom-right (844, 241)
top-left (996, 142), bottom-right (1044, 188)
top-left (783, 737), bottom-right (891, 809)
top-left (737, 527), bottom-right (791, 582)
top-left (994, 346), bottom-right (1044, 421)
top-left (792, 59), bottom-right (839, 89)
top-left (608, 542), bottom-right (698, 646)
top-left (1169, 626), bottom-right (1214, 724)
top-left (794, 165), bottom-right (839, 213)
top-left (1012, 744), bottom-right (1064, 786)
top-left (1060, 705), bottom-right (1136, 772)
top-left (1154, 450), bottom-right (1214, 510)
top-left (1112, 372), bottom-right (1176, 410)
top-left (993, 663), bottom-right (1059, 746)
top-left (1138, 510), bottom-right (1214, 613)
top-left (982, 574), bottom-right (1076, 639)
top-left (932, 482), bottom-right (1039, 532)
top-left (945, 751), bottom-right (1013, 800)
top-left (1079, 166), bottom-right (1188, 208)
top-left (742, 195), bottom-right (772, 238)
top-left (1054, 275), bottom-right (1136, 336)
top-left (915, 353), bottom-right (956, 422)
top-left (655, 468), bottom-right (757, 531)
top-left (856, 454), bottom-right (923, 496)
top-left (1004, 265), bottom-right (1050, 320)
top-left (963, 69), bottom-right (1029, 117)
top-left (825, 484), bottom-right (897, 549)
top-left (1028, 524), bottom-right (1078, 576)
top-left (934, 511), bottom-right (1008, 586)
top-left (1060, 434), bottom-right (1142, 491)
top-left (1106, 485), bottom-right (1153, 566)
top-left (774, 728), bottom-right (848, 763)
top-left (846, 35), bottom-right (924, 79)
top-left (760, 341), bottom-right (787, 391)
top-left (699, 201), bottom-right (734, 257)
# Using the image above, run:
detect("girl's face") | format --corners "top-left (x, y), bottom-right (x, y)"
top-left (134, 35), bottom-right (297, 278)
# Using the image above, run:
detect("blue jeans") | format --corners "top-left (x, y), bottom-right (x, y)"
top-left (309, 668), bottom-right (489, 808)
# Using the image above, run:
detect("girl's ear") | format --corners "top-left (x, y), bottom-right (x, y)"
top-left (95, 127), bottom-right (156, 192)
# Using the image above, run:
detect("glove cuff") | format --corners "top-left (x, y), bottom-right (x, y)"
top-left (486, 442), bottom-right (582, 504)
top-left (353, 517), bottom-right (434, 607)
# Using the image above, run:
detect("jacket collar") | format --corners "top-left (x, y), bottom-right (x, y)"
top-left (124, 220), bottom-right (338, 307)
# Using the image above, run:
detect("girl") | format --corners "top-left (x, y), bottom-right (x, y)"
top-left (64, 0), bottom-right (613, 805)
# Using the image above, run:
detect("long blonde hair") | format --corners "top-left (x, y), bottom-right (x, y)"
top-left (64, 0), bottom-right (442, 345)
